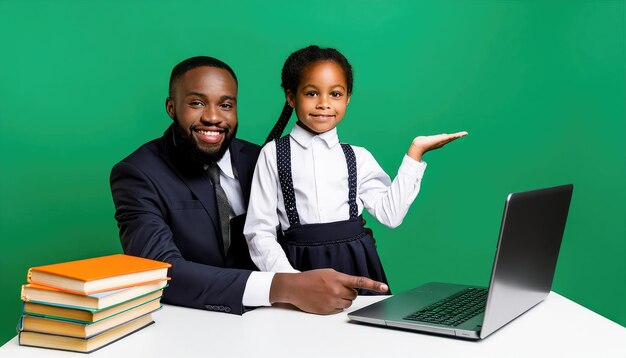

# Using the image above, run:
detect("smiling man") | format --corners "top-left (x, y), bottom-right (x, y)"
top-left (110, 56), bottom-right (387, 316)
top-left (166, 64), bottom-right (238, 164)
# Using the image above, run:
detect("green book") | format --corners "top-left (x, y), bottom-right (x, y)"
top-left (19, 314), bottom-right (155, 353)
top-left (22, 290), bottom-right (163, 324)
top-left (18, 299), bottom-right (162, 338)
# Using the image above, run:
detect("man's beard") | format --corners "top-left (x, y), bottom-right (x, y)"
top-left (172, 117), bottom-right (237, 166)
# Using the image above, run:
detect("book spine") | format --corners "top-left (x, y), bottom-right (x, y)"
top-left (16, 315), bottom-right (24, 333)
top-left (20, 285), bottom-right (30, 302)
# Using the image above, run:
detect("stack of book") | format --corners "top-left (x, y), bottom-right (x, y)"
top-left (18, 254), bottom-right (171, 353)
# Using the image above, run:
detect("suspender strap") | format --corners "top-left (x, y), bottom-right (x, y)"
top-left (340, 143), bottom-right (359, 219)
top-left (275, 137), bottom-right (359, 226)
top-left (275, 136), bottom-right (300, 227)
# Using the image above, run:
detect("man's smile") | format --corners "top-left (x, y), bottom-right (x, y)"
top-left (193, 126), bottom-right (226, 144)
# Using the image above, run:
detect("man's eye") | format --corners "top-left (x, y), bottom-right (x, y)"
top-left (189, 100), bottom-right (204, 107)
top-left (220, 103), bottom-right (233, 109)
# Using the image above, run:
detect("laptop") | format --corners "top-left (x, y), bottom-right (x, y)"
top-left (348, 184), bottom-right (573, 340)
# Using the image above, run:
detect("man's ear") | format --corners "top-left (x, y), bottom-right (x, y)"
top-left (286, 90), bottom-right (295, 108)
top-left (165, 97), bottom-right (175, 120)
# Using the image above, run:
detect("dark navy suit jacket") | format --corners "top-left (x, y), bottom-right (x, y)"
top-left (110, 125), bottom-right (261, 314)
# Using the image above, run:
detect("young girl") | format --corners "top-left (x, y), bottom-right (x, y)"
top-left (244, 45), bottom-right (467, 293)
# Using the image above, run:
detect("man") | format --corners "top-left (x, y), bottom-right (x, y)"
top-left (110, 56), bottom-right (387, 315)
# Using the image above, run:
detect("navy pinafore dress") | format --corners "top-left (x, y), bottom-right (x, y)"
top-left (275, 136), bottom-right (390, 295)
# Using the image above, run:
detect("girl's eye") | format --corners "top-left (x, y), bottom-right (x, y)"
top-left (305, 91), bottom-right (318, 97)
top-left (331, 91), bottom-right (343, 98)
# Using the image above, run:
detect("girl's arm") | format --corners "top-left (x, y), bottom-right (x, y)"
top-left (244, 144), bottom-right (299, 273)
top-left (358, 149), bottom-right (426, 228)
top-left (359, 131), bottom-right (467, 227)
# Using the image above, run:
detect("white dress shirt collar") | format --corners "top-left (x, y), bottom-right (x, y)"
top-left (217, 148), bottom-right (236, 180)
top-left (201, 148), bottom-right (235, 180)
top-left (290, 123), bottom-right (339, 149)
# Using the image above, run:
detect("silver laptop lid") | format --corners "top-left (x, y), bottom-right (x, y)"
top-left (480, 184), bottom-right (573, 338)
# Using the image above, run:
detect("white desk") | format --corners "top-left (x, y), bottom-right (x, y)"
top-left (1, 292), bottom-right (624, 357)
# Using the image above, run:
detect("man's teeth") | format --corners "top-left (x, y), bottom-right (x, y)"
top-left (197, 130), bottom-right (221, 136)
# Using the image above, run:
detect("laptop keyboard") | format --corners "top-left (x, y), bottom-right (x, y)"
top-left (404, 287), bottom-right (488, 326)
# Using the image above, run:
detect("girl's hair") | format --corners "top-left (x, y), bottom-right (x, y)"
top-left (264, 45), bottom-right (353, 144)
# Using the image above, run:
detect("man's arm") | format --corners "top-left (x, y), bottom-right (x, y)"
top-left (270, 269), bottom-right (389, 314)
top-left (111, 158), bottom-right (388, 316)
top-left (110, 160), bottom-right (252, 314)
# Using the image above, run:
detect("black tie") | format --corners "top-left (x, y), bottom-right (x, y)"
top-left (207, 163), bottom-right (231, 255)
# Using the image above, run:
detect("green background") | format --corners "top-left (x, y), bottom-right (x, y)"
top-left (1, 0), bottom-right (624, 346)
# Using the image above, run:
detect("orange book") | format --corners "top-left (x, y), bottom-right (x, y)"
top-left (27, 254), bottom-right (171, 295)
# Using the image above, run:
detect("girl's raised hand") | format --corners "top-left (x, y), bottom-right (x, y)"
top-left (407, 131), bottom-right (468, 161)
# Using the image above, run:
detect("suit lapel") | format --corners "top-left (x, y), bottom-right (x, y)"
top-left (230, 139), bottom-right (254, 208)
top-left (159, 127), bottom-right (220, 234)
top-left (178, 171), bottom-right (221, 234)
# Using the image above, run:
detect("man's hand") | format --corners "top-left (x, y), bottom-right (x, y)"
top-left (269, 269), bottom-right (389, 315)
top-left (407, 131), bottom-right (468, 161)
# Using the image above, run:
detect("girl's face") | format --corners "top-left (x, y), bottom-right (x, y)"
top-left (287, 60), bottom-right (350, 134)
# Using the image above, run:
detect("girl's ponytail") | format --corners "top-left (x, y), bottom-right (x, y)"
top-left (264, 101), bottom-right (293, 144)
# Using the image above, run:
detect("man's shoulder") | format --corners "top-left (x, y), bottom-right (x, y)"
top-left (232, 137), bottom-right (261, 153)
top-left (231, 138), bottom-right (262, 162)
top-left (120, 137), bottom-right (163, 164)
top-left (113, 135), bottom-right (166, 172)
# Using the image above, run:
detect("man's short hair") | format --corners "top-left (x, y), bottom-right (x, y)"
top-left (169, 56), bottom-right (238, 97)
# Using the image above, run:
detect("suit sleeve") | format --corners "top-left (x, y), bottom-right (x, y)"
top-left (110, 161), bottom-right (252, 315)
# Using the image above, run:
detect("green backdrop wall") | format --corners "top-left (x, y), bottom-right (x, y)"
top-left (1, 0), bottom-right (624, 346)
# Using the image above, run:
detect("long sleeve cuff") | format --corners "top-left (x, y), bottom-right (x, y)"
top-left (398, 154), bottom-right (427, 180)
top-left (242, 271), bottom-right (276, 307)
